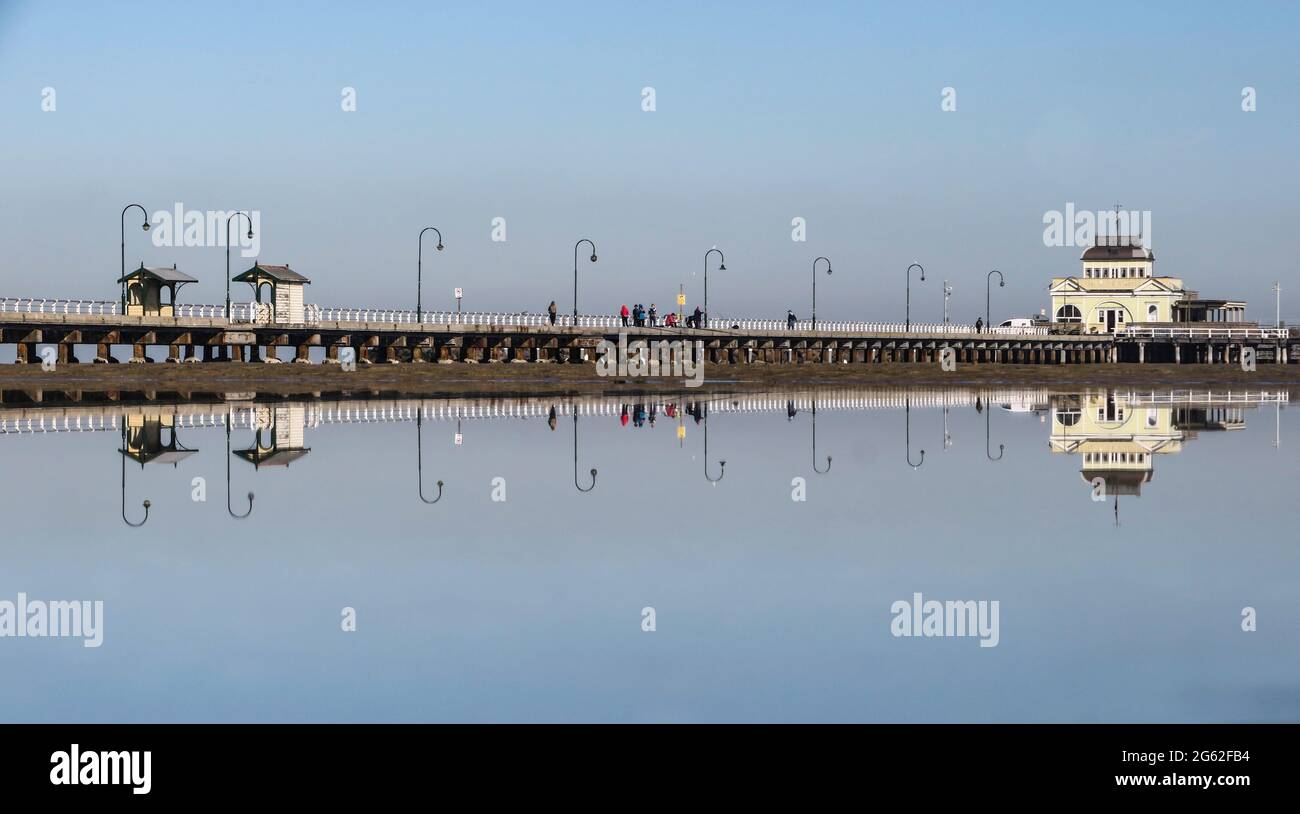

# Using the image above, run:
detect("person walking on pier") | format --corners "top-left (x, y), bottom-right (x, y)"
top-left (649, 303), bottom-right (658, 327)
top-left (975, 317), bottom-right (984, 334)
top-left (787, 310), bottom-right (797, 330)
top-left (691, 306), bottom-right (703, 329)
top-left (548, 300), bottom-right (557, 325)
top-left (620, 304), bottom-right (629, 326)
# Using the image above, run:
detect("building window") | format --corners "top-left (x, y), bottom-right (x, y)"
top-left (1147, 303), bottom-right (1158, 321)
top-left (1055, 304), bottom-right (1082, 323)
top-left (1056, 409), bottom-right (1081, 427)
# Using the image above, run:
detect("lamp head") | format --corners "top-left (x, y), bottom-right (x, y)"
top-left (436, 243), bottom-right (444, 252)
top-left (1000, 280), bottom-right (1005, 287)
top-left (590, 254), bottom-right (597, 263)
top-left (719, 262), bottom-right (726, 271)
top-left (142, 499), bottom-right (152, 509)
top-left (247, 229), bottom-right (254, 240)
top-left (141, 221), bottom-right (151, 232)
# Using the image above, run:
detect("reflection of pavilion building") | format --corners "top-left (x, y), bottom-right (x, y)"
top-left (233, 405), bottom-right (311, 468)
top-left (1050, 393), bottom-right (1184, 501)
top-left (119, 412), bottom-right (197, 466)
top-left (1050, 393), bottom-right (1247, 510)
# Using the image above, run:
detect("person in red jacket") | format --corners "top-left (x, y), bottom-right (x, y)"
top-left (620, 304), bottom-right (629, 326)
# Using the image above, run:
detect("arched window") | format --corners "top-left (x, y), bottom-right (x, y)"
top-left (1055, 409), bottom-right (1081, 426)
top-left (1055, 304), bottom-right (1082, 323)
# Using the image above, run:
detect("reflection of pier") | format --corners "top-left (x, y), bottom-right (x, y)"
top-left (0, 387), bottom-right (1066, 434)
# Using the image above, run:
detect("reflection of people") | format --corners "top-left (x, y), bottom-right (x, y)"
top-left (548, 406), bottom-right (557, 431)
top-left (787, 400), bottom-right (797, 420)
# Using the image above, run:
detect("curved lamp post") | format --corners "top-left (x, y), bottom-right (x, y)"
top-left (120, 436), bottom-right (151, 528)
top-left (985, 404), bottom-right (1004, 461)
top-left (704, 248), bottom-right (726, 328)
top-left (906, 263), bottom-right (925, 331)
top-left (905, 395), bottom-right (925, 469)
top-left (573, 412), bottom-right (597, 492)
top-left (225, 409), bottom-right (254, 518)
top-left (417, 227), bottom-right (444, 323)
top-left (416, 412), bottom-right (445, 503)
top-left (573, 239), bottom-right (598, 322)
top-left (812, 256), bottom-right (832, 333)
top-left (986, 269), bottom-right (1005, 329)
top-left (120, 204), bottom-right (151, 312)
top-left (704, 411), bottom-right (726, 484)
top-left (811, 398), bottom-right (831, 473)
top-left (226, 212), bottom-right (255, 320)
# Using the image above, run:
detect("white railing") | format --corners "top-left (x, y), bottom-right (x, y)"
top-left (0, 296), bottom-right (1057, 336)
top-left (0, 298), bottom-right (121, 316)
top-left (1121, 325), bottom-right (1291, 340)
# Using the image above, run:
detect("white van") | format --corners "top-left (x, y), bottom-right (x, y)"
top-left (997, 318), bottom-right (1035, 329)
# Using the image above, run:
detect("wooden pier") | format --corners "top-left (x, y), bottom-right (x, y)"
top-left (0, 300), bottom-right (1292, 366)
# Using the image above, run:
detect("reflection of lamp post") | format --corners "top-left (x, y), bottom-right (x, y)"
top-left (417, 227), bottom-right (444, 323)
top-left (120, 437), bottom-right (151, 528)
top-left (704, 410), bottom-right (726, 483)
top-left (226, 408), bottom-right (254, 518)
top-left (812, 256), bottom-right (831, 333)
top-left (985, 403), bottom-right (1004, 461)
top-left (120, 203), bottom-right (151, 312)
top-left (704, 248), bottom-right (726, 328)
top-left (811, 398), bottom-right (831, 473)
top-left (905, 396), bottom-right (925, 469)
top-left (573, 411), bottom-right (597, 492)
top-left (906, 263), bottom-right (925, 331)
top-left (986, 269), bottom-right (1005, 328)
top-left (226, 212), bottom-right (255, 320)
top-left (573, 239), bottom-right (598, 322)
top-left (416, 412), bottom-right (445, 503)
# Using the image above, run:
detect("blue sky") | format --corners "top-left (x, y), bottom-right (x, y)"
top-left (1, 1), bottom-right (1297, 321)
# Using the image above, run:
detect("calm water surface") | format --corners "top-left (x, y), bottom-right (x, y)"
top-left (1, 386), bottom-right (1296, 722)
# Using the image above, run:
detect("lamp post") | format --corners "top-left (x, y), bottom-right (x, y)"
top-left (573, 412), bottom-right (597, 492)
top-left (812, 256), bottom-right (831, 333)
top-left (120, 427), bottom-right (151, 528)
top-left (985, 405), bottom-right (1004, 461)
top-left (906, 263), bottom-right (925, 331)
top-left (226, 407), bottom-right (254, 518)
top-left (225, 212), bottom-right (255, 320)
top-left (986, 269), bottom-right (1005, 329)
top-left (573, 239), bottom-right (597, 323)
top-left (417, 227), bottom-right (444, 323)
top-left (811, 397), bottom-right (831, 474)
top-left (943, 280), bottom-right (953, 324)
top-left (416, 412), bottom-right (445, 503)
top-left (704, 248), bottom-right (726, 328)
top-left (704, 410), bottom-right (726, 484)
top-left (120, 204), bottom-right (151, 312)
top-left (905, 396), bottom-right (924, 469)
top-left (1274, 281), bottom-right (1281, 328)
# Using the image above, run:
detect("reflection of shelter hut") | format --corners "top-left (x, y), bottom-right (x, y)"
top-left (116, 264), bottom-right (197, 317)
top-left (232, 262), bottom-right (310, 324)
top-left (233, 405), bottom-right (310, 468)
top-left (119, 413), bottom-right (197, 466)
